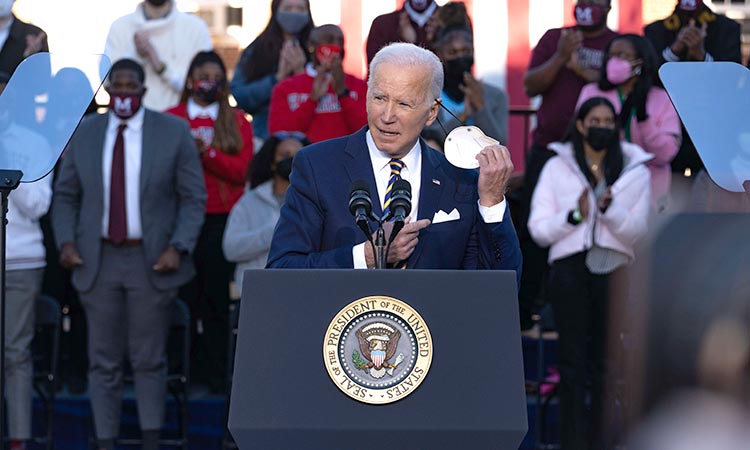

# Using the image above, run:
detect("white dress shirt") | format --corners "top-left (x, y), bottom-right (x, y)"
top-left (101, 108), bottom-right (144, 239)
top-left (352, 130), bottom-right (506, 268)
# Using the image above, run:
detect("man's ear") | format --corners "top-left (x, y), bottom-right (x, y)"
top-left (425, 98), bottom-right (440, 127)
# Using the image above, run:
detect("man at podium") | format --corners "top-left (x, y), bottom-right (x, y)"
top-left (267, 42), bottom-right (521, 278)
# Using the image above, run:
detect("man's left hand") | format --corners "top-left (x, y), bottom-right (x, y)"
top-left (153, 246), bottom-right (181, 273)
top-left (476, 144), bottom-right (514, 207)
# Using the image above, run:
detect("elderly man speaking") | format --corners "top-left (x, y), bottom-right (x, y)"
top-left (266, 42), bottom-right (521, 278)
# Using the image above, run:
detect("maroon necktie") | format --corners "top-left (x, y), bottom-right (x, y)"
top-left (108, 123), bottom-right (127, 244)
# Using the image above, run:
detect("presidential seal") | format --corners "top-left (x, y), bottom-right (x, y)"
top-left (323, 296), bottom-right (433, 405)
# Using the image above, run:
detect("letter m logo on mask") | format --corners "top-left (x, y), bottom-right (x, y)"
top-left (576, 6), bottom-right (593, 26)
top-left (114, 97), bottom-right (132, 116)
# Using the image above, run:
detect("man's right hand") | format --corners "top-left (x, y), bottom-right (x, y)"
top-left (556, 28), bottom-right (583, 63)
top-left (364, 217), bottom-right (431, 268)
top-left (398, 11), bottom-right (417, 43)
top-left (59, 243), bottom-right (83, 269)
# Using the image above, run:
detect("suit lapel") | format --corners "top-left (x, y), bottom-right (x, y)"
top-left (90, 114), bottom-right (108, 203)
top-left (140, 109), bottom-right (155, 197)
top-left (408, 141), bottom-right (444, 268)
top-left (343, 127), bottom-right (383, 219)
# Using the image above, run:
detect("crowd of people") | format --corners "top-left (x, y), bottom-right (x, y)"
top-left (1, 0), bottom-right (748, 449)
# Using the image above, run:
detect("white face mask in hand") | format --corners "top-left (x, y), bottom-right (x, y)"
top-left (0, 0), bottom-right (14, 18)
top-left (443, 126), bottom-right (499, 169)
top-left (434, 99), bottom-right (499, 169)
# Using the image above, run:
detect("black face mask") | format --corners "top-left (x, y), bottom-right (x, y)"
top-left (194, 80), bottom-right (221, 104)
top-left (276, 157), bottom-right (294, 180)
top-left (585, 127), bottom-right (618, 152)
top-left (145, 0), bottom-right (170, 6)
top-left (443, 56), bottom-right (474, 102)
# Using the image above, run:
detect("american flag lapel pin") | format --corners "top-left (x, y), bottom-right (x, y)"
top-left (432, 179), bottom-right (441, 185)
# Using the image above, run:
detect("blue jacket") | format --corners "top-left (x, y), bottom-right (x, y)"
top-left (266, 127), bottom-right (522, 284)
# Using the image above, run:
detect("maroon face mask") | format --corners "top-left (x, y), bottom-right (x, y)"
top-left (109, 93), bottom-right (142, 120)
top-left (574, 3), bottom-right (606, 29)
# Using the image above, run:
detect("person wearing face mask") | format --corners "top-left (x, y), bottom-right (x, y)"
top-left (166, 51), bottom-right (253, 393)
top-left (644, 0), bottom-right (740, 183)
top-left (529, 96), bottom-right (652, 450)
top-left (104, 0), bottom-right (212, 111)
top-left (519, 0), bottom-right (618, 332)
top-left (231, 0), bottom-right (313, 141)
top-left (427, 24), bottom-right (507, 145)
top-left (51, 58), bottom-right (206, 450)
top-left (366, 0), bottom-right (439, 65)
top-left (222, 132), bottom-right (310, 291)
top-left (0, 0), bottom-right (47, 76)
top-left (268, 24), bottom-right (367, 143)
top-left (577, 34), bottom-right (681, 211)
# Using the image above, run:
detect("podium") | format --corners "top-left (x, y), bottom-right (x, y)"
top-left (228, 269), bottom-right (527, 450)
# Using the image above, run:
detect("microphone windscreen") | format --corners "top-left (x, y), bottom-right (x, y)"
top-left (350, 179), bottom-right (370, 194)
top-left (392, 179), bottom-right (411, 196)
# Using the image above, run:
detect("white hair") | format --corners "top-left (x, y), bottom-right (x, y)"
top-left (368, 42), bottom-right (444, 103)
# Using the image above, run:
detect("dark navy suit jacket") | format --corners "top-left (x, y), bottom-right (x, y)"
top-left (266, 127), bottom-right (521, 283)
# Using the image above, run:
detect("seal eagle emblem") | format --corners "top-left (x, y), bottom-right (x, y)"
top-left (323, 296), bottom-right (433, 405)
top-left (354, 323), bottom-right (404, 379)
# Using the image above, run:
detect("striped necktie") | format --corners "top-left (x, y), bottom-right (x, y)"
top-left (383, 158), bottom-right (404, 217)
top-left (383, 158), bottom-right (407, 269)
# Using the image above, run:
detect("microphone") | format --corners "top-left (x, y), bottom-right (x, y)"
top-left (349, 180), bottom-right (373, 238)
top-left (385, 179), bottom-right (411, 249)
top-left (386, 179), bottom-right (411, 223)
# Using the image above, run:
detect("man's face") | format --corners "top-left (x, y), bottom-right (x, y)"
top-left (106, 68), bottom-right (144, 96)
top-left (366, 62), bottom-right (439, 158)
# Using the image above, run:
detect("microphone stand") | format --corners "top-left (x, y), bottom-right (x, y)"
top-left (0, 169), bottom-right (23, 446)
top-left (374, 222), bottom-right (387, 269)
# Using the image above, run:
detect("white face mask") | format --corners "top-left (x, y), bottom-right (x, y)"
top-left (0, 0), bottom-right (14, 18)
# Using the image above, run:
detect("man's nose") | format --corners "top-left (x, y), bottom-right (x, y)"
top-left (381, 103), bottom-right (397, 123)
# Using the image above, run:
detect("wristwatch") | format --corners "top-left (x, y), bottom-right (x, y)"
top-left (567, 208), bottom-right (583, 225)
top-left (337, 87), bottom-right (350, 99)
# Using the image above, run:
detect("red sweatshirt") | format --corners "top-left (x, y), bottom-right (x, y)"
top-left (167, 103), bottom-right (254, 214)
top-left (268, 68), bottom-right (368, 143)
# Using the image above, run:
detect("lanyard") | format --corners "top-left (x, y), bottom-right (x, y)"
top-left (617, 87), bottom-right (635, 142)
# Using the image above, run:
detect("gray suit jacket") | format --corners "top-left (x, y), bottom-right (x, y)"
top-left (51, 109), bottom-right (206, 292)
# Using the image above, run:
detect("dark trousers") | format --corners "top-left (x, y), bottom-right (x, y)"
top-left (179, 213), bottom-right (234, 391)
top-left (517, 144), bottom-right (555, 328)
top-left (548, 252), bottom-right (611, 450)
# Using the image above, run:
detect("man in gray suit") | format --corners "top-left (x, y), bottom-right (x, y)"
top-left (51, 58), bottom-right (206, 450)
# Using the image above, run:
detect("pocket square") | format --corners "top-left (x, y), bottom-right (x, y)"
top-left (432, 208), bottom-right (460, 224)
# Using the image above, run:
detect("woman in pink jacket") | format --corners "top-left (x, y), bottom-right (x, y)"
top-left (577, 33), bottom-right (680, 212)
top-left (529, 97), bottom-right (652, 450)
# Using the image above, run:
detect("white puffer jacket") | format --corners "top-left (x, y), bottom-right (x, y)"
top-left (529, 141), bottom-right (653, 265)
